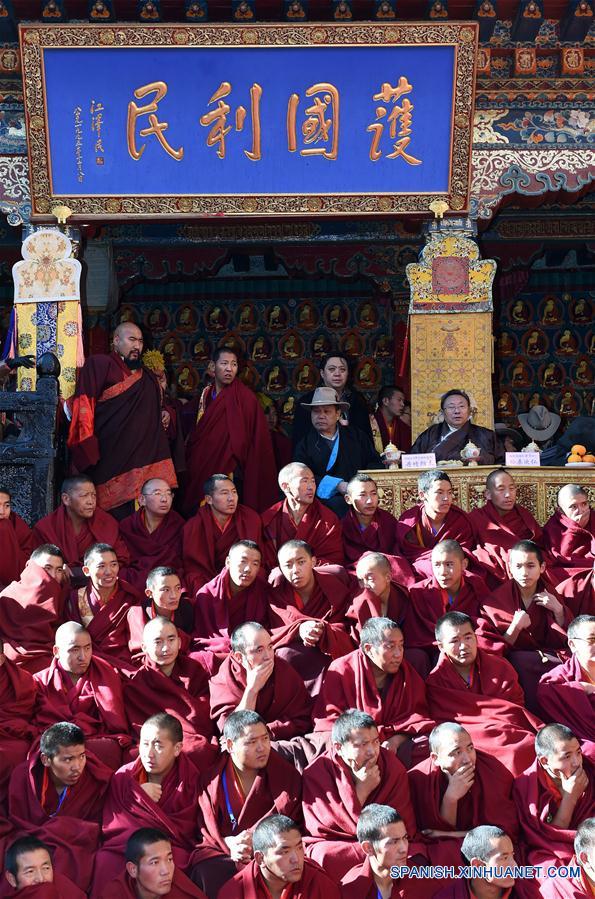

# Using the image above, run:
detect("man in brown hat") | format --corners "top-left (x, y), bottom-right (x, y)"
top-left (518, 404), bottom-right (562, 450)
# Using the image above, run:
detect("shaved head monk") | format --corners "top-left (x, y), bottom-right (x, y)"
top-left (98, 828), bottom-right (207, 899)
top-left (313, 616), bottom-right (433, 768)
top-left (396, 469), bottom-right (476, 579)
top-left (432, 825), bottom-right (518, 899)
top-left (33, 621), bottom-right (131, 770)
top-left (541, 817), bottom-right (595, 899)
top-left (0, 486), bottom-right (33, 590)
top-left (261, 463), bottom-right (343, 572)
top-left (538, 615), bottom-right (595, 742)
top-left (347, 553), bottom-right (408, 643)
top-left (544, 484), bottom-right (594, 583)
top-left (182, 475), bottom-right (262, 593)
top-left (190, 710), bottom-right (302, 898)
top-left (217, 814), bottom-right (341, 899)
top-left (0, 638), bottom-right (37, 811)
top-left (119, 479), bottom-right (184, 592)
top-left (303, 709), bottom-right (416, 881)
top-left (3, 836), bottom-right (86, 898)
top-left (127, 567), bottom-right (195, 661)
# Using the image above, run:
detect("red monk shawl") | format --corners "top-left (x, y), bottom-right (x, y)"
top-left (469, 501), bottom-right (542, 587)
top-left (426, 649), bottom-right (542, 777)
top-left (372, 409), bottom-right (412, 453)
top-left (68, 352), bottom-right (176, 511)
top-left (0, 561), bottom-right (67, 674)
top-left (184, 379), bottom-right (277, 514)
top-left (345, 584), bottom-right (409, 642)
top-left (98, 870), bottom-right (206, 899)
top-left (0, 659), bottom-right (37, 810)
top-left (406, 571), bottom-right (488, 651)
top-left (209, 655), bottom-right (312, 738)
top-left (396, 503), bottom-right (476, 580)
top-left (217, 857), bottom-right (342, 899)
top-left (0, 513), bottom-right (33, 590)
top-left (8, 749), bottom-right (111, 892)
top-left (476, 577), bottom-right (571, 655)
top-left (0, 873), bottom-right (87, 899)
top-left (556, 569), bottom-right (594, 617)
top-left (341, 508), bottom-right (416, 587)
top-left (543, 509), bottom-right (595, 583)
top-left (119, 508), bottom-right (184, 591)
top-left (540, 863), bottom-right (592, 899)
top-left (261, 498), bottom-right (343, 571)
top-left (194, 570), bottom-right (272, 653)
top-left (32, 505), bottom-right (130, 569)
top-left (182, 504), bottom-right (263, 594)
top-left (342, 857), bottom-right (439, 899)
top-left (537, 654), bottom-right (595, 742)
top-left (313, 649), bottom-right (434, 743)
top-left (68, 579), bottom-right (142, 674)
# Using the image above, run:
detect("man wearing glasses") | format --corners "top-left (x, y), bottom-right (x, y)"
top-left (410, 389), bottom-right (504, 465)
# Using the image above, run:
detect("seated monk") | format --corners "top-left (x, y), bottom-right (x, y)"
top-left (94, 714), bottom-right (201, 895)
top-left (541, 817), bottom-right (595, 899)
top-left (469, 468), bottom-right (542, 587)
top-left (217, 813), bottom-right (341, 899)
top-left (513, 724), bottom-right (595, 881)
top-left (68, 542), bottom-right (142, 675)
top-left (189, 710), bottom-right (302, 898)
top-left (427, 612), bottom-right (542, 777)
top-left (0, 641), bottom-right (37, 813)
top-left (408, 722), bottom-right (518, 867)
top-left (98, 828), bottom-right (207, 899)
top-left (556, 566), bottom-right (594, 618)
top-left (476, 540), bottom-right (572, 715)
top-left (396, 470), bottom-right (475, 580)
top-left (8, 722), bottom-right (111, 892)
top-left (538, 615), bottom-right (595, 744)
top-left (432, 825), bottom-right (519, 899)
top-left (33, 622), bottom-right (132, 771)
top-left (303, 709), bottom-right (416, 882)
top-left (127, 567), bottom-right (195, 660)
top-left (544, 485), bottom-right (594, 584)
top-left (182, 475), bottom-right (262, 594)
top-left (0, 545), bottom-right (67, 674)
top-left (33, 476), bottom-right (129, 585)
top-left (1, 836), bottom-right (86, 898)
top-left (342, 474), bottom-right (415, 585)
top-left (209, 621), bottom-right (312, 740)
top-left (119, 479), bottom-right (184, 592)
top-left (313, 617), bottom-right (434, 769)
top-left (409, 389), bottom-right (503, 465)
top-left (268, 540), bottom-right (354, 697)
top-left (346, 553), bottom-right (408, 642)
top-left (261, 463), bottom-right (343, 572)
top-left (0, 488), bottom-right (33, 591)
top-left (370, 385), bottom-right (412, 453)
top-left (125, 618), bottom-right (217, 768)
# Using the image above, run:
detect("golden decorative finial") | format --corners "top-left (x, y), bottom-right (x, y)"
top-left (429, 199), bottom-right (449, 220)
top-left (51, 204), bottom-right (72, 224)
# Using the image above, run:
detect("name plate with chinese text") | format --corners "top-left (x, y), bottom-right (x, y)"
top-left (401, 453), bottom-right (437, 469)
top-left (505, 452), bottom-right (541, 467)
top-left (19, 22), bottom-right (477, 219)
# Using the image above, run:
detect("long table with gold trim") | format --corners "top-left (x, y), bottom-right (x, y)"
top-left (360, 466), bottom-right (595, 526)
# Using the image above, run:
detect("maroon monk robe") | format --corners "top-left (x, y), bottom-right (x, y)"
top-left (0, 561), bottom-right (67, 674)
top-left (261, 498), bottom-right (343, 572)
top-left (68, 579), bottom-right (142, 675)
top-left (33, 655), bottom-right (132, 770)
top-left (0, 513), bottom-right (33, 590)
top-left (0, 873), bottom-right (87, 899)
top-left (396, 504), bottom-right (476, 580)
top-left (543, 509), bottom-right (595, 584)
top-left (194, 570), bottom-right (272, 654)
top-left (209, 655), bottom-right (312, 739)
top-left (372, 409), bottom-right (412, 453)
top-left (341, 508), bottom-right (416, 586)
top-left (540, 864), bottom-right (592, 899)
top-left (124, 654), bottom-right (217, 767)
top-left (345, 584), bottom-right (408, 642)
top-left (182, 504), bottom-right (263, 594)
top-left (406, 571), bottom-right (488, 652)
top-left (8, 749), bottom-right (111, 893)
top-left (217, 858), bottom-right (341, 899)
top-left (469, 501), bottom-right (542, 587)
top-left (426, 648), bottom-right (542, 777)
top-left (119, 508), bottom-right (185, 591)
top-left (32, 505), bottom-right (130, 570)
top-left (184, 379), bottom-right (277, 515)
top-left (302, 746), bottom-right (416, 882)
top-left (556, 569), bottom-right (594, 617)
top-left (98, 869), bottom-right (207, 899)
top-left (342, 857), bottom-right (439, 899)
top-left (93, 753), bottom-right (201, 896)
top-left (126, 605), bottom-right (194, 666)
top-left (537, 654), bottom-right (595, 742)
top-left (0, 659), bottom-right (37, 812)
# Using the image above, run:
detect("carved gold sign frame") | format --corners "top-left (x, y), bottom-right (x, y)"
top-left (20, 22), bottom-right (478, 219)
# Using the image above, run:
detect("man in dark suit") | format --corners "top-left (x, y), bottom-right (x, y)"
top-left (410, 389), bottom-right (504, 465)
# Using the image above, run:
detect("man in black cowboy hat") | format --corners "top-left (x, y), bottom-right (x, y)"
top-left (518, 404), bottom-right (562, 449)
top-left (410, 389), bottom-right (504, 465)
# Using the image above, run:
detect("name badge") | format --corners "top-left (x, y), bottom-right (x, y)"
top-left (505, 451), bottom-right (541, 467)
top-left (401, 453), bottom-right (437, 469)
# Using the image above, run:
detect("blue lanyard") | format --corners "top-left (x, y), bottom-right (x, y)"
top-left (325, 431), bottom-right (340, 472)
top-left (50, 787), bottom-right (69, 818)
top-left (221, 771), bottom-right (238, 832)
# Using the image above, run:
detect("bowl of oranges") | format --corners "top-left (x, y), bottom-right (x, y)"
top-left (566, 444), bottom-right (595, 467)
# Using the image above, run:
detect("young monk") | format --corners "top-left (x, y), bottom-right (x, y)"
top-left (346, 553), bottom-right (408, 640)
top-left (432, 825), bottom-right (519, 899)
top-left (119, 479), bottom-right (184, 591)
top-left (2, 836), bottom-right (86, 898)
top-left (0, 640), bottom-right (37, 812)
top-left (127, 567), bottom-right (195, 662)
top-left (0, 487), bottom-right (33, 590)
top-left (537, 614), bottom-right (595, 742)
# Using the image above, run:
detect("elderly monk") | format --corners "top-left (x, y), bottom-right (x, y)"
top-left (408, 722), bottom-right (518, 867)
top-left (218, 814), bottom-right (341, 899)
top-left (2, 836), bottom-right (86, 899)
top-left (8, 722), bottom-right (111, 892)
top-left (0, 641), bottom-right (37, 812)
top-left (537, 615), bottom-right (595, 742)
top-left (94, 714), bottom-right (201, 895)
top-left (189, 711), bottom-right (302, 898)
top-left (119, 479), bottom-right (184, 591)
top-left (409, 389), bottom-right (504, 465)
top-left (313, 617), bottom-right (433, 769)
top-left (0, 545), bottom-right (67, 674)
top-left (514, 724), bottom-right (595, 879)
top-left (541, 817), bottom-right (595, 899)
top-left (432, 825), bottom-right (519, 899)
top-left (184, 347), bottom-right (277, 515)
top-left (68, 543), bottom-right (142, 675)
top-left (342, 474), bottom-right (416, 585)
top-left (544, 485), bottom-right (594, 583)
top-left (557, 565), bottom-right (594, 617)
top-left (469, 468), bottom-right (542, 587)
top-left (268, 540), bottom-right (354, 697)
top-left (98, 828), bottom-right (207, 899)
top-left (346, 553), bottom-right (408, 641)
top-left (33, 476), bottom-right (129, 585)
top-left (127, 568), bottom-right (195, 661)
top-left (33, 622), bottom-right (131, 770)
top-left (261, 462), bottom-right (343, 572)
top-left (182, 475), bottom-right (263, 594)
top-left (427, 612), bottom-right (542, 776)
top-left (125, 618), bottom-right (216, 767)
top-left (209, 621), bottom-right (311, 739)
top-left (0, 488), bottom-right (33, 590)
top-left (396, 469), bottom-right (476, 580)
top-left (303, 709), bottom-right (416, 881)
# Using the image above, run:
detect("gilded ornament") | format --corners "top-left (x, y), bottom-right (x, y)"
top-left (241, 29), bottom-right (255, 43)
top-left (173, 30), bottom-right (189, 43)
top-left (312, 28), bottom-right (327, 41)
top-left (106, 198), bottom-right (121, 212)
top-left (460, 27), bottom-right (475, 42)
top-left (242, 198), bottom-right (258, 212)
top-left (450, 194), bottom-right (465, 210)
top-left (51, 204), bottom-right (72, 223)
top-left (177, 197), bottom-right (193, 212)
top-left (307, 197), bottom-right (323, 211)
top-left (99, 29), bottom-right (115, 44)
top-left (24, 30), bottom-right (40, 44)
top-left (378, 197), bottom-right (392, 211)
top-left (29, 115), bottom-right (45, 131)
top-left (454, 113), bottom-right (467, 128)
top-left (36, 198), bottom-right (50, 213)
